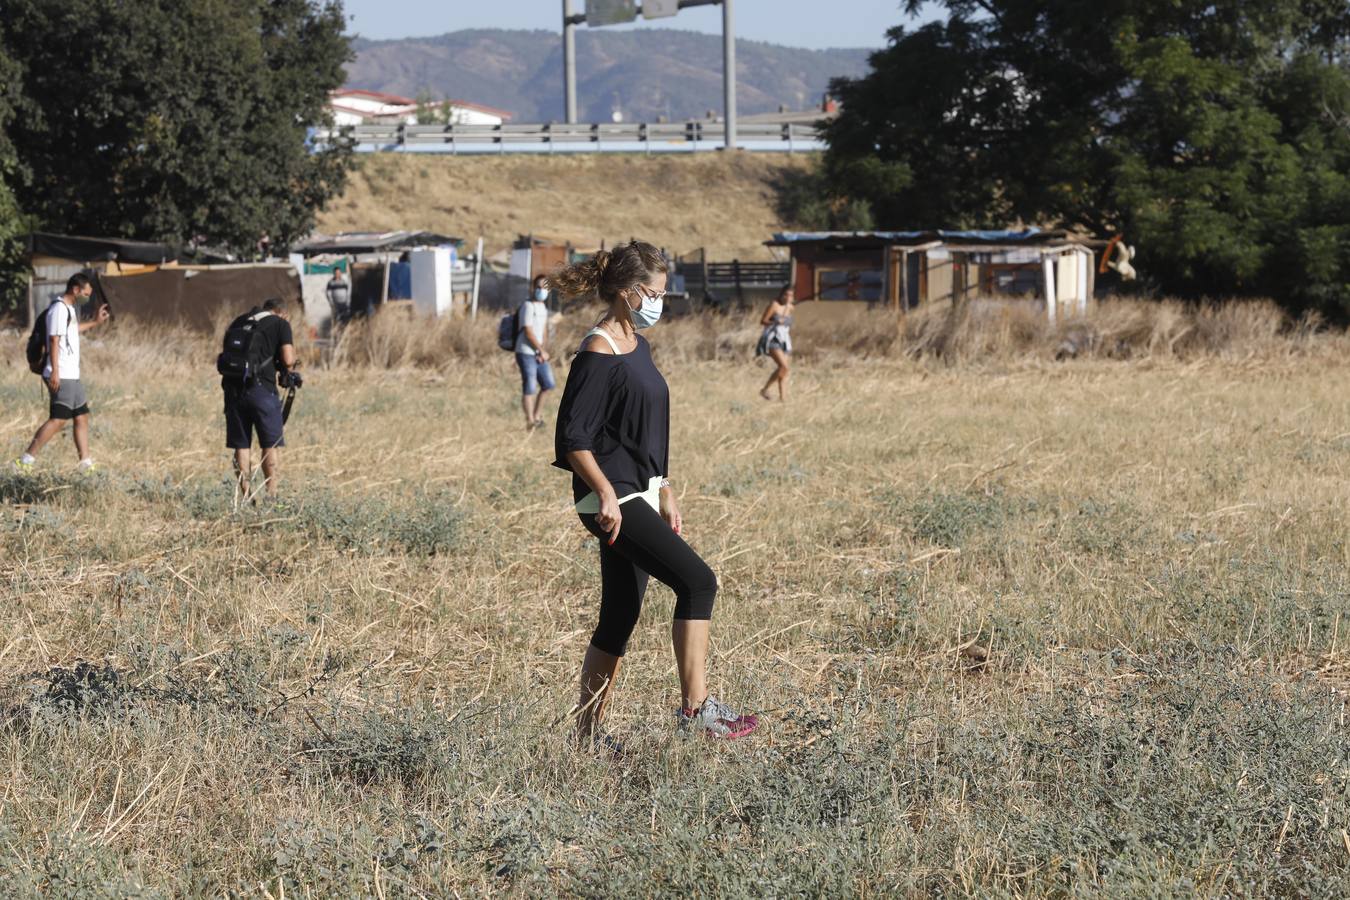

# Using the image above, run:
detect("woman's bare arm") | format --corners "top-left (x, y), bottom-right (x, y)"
top-left (568, 449), bottom-right (624, 543)
top-left (760, 301), bottom-right (780, 327)
top-left (567, 450), bottom-right (615, 500)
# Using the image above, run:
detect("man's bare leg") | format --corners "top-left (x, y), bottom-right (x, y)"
top-left (25, 418), bottom-right (67, 457)
top-left (533, 388), bottom-right (550, 424)
top-left (260, 447), bottom-right (280, 497)
top-left (72, 414), bottom-right (90, 462)
top-left (234, 448), bottom-right (252, 501)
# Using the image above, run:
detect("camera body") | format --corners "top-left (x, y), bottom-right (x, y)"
top-left (278, 370), bottom-right (304, 390)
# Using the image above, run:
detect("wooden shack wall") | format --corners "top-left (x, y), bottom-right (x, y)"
top-left (786, 244), bottom-right (886, 304)
top-left (924, 254), bottom-right (953, 303)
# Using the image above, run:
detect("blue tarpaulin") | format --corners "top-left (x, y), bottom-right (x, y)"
top-left (387, 262), bottom-right (412, 300)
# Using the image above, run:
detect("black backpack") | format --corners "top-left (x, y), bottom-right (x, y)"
top-left (26, 300), bottom-right (69, 375)
top-left (497, 308), bottom-right (520, 351)
top-left (216, 311), bottom-right (272, 384)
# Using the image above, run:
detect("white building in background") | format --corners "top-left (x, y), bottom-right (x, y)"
top-left (439, 100), bottom-right (515, 125)
top-left (328, 88), bottom-right (416, 124)
top-left (327, 88), bottom-right (513, 126)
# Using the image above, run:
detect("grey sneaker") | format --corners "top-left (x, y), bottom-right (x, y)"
top-left (676, 695), bottom-right (759, 740)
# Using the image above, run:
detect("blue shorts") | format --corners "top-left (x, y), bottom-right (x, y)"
top-left (515, 352), bottom-right (556, 396)
top-left (224, 383), bottom-right (285, 450)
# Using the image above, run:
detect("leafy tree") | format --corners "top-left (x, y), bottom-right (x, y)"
top-left (0, 42), bottom-right (29, 312)
top-left (414, 89), bottom-right (449, 126)
top-left (774, 165), bottom-right (875, 232)
top-left (825, 0), bottom-right (1350, 313)
top-left (0, 0), bottom-right (353, 261)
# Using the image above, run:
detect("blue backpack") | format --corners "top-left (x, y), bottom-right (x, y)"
top-left (497, 308), bottom-right (520, 351)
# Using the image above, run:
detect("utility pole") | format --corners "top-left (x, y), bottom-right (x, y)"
top-left (562, 0), bottom-right (735, 149)
top-left (563, 0), bottom-right (578, 123)
top-left (722, 0), bottom-right (736, 150)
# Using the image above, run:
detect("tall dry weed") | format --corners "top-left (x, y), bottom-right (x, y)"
top-left (875, 296), bottom-right (1328, 365)
top-left (76, 296), bottom-right (1339, 379)
top-left (328, 308), bottom-right (500, 369)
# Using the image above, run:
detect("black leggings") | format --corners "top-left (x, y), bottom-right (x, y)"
top-left (579, 498), bottom-right (717, 657)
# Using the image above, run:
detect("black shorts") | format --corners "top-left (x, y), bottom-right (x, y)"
top-left (49, 402), bottom-right (91, 420)
top-left (223, 384), bottom-right (285, 450)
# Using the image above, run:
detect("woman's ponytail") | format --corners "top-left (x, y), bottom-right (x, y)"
top-left (551, 242), bottom-right (667, 302)
top-left (551, 252), bottom-right (606, 299)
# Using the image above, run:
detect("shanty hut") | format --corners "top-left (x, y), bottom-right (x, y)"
top-left (766, 229), bottom-right (1103, 321)
top-left (26, 232), bottom-right (176, 326)
top-left (96, 265), bottom-right (301, 332)
top-left (291, 230), bottom-right (462, 326)
top-left (24, 232), bottom-right (299, 332)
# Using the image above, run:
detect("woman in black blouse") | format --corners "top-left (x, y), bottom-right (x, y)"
top-left (553, 241), bottom-right (758, 747)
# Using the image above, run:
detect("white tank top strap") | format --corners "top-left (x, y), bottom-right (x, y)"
top-left (582, 327), bottom-right (621, 355)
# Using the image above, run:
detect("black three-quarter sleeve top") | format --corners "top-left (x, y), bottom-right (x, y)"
top-left (553, 334), bottom-right (670, 503)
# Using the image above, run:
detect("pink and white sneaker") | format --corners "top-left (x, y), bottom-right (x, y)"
top-left (677, 695), bottom-right (759, 740)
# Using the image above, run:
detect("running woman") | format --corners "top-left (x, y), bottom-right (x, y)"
top-left (552, 240), bottom-right (758, 747)
top-left (756, 285), bottom-right (794, 401)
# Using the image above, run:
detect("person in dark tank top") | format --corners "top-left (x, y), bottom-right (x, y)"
top-left (551, 240), bottom-right (759, 750)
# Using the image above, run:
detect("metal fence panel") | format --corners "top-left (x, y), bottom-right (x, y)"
top-left (314, 122), bottom-right (825, 155)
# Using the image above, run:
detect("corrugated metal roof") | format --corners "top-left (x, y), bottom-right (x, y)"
top-left (768, 228), bottom-right (1052, 245)
top-left (292, 231), bottom-right (462, 255)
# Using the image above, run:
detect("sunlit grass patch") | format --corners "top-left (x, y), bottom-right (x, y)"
top-left (2, 321), bottom-right (1349, 894)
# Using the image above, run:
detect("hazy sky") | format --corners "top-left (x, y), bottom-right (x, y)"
top-left (342, 1), bottom-right (940, 49)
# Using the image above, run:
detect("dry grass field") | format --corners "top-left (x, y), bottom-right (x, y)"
top-left (317, 152), bottom-right (813, 262)
top-left (2, 299), bottom-right (1349, 895)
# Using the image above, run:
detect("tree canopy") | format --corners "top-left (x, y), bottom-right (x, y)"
top-left (824, 0), bottom-right (1350, 314)
top-left (0, 42), bottom-right (27, 308)
top-left (0, 0), bottom-right (352, 275)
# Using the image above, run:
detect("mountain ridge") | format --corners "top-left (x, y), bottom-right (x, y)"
top-left (344, 28), bottom-right (871, 123)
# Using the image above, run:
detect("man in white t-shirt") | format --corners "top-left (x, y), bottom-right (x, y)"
top-left (15, 272), bottom-right (111, 472)
top-left (515, 274), bottom-right (557, 429)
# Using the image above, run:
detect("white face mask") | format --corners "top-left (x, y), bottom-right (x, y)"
top-left (628, 286), bottom-right (664, 330)
top-left (534, 288), bottom-right (549, 301)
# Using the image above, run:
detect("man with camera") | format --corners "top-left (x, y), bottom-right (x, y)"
top-left (15, 272), bottom-right (111, 472)
top-left (218, 297), bottom-right (301, 502)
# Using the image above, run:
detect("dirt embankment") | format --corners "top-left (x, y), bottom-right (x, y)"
top-left (316, 152), bottom-right (814, 262)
